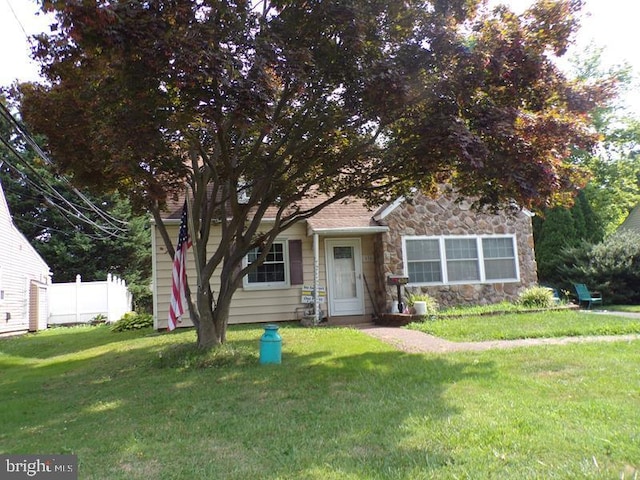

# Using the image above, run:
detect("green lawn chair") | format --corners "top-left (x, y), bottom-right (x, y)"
top-left (573, 283), bottom-right (603, 309)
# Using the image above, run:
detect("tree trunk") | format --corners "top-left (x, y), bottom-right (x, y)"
top-left (196, 313), bottom-right (219, 350)
top-left (195, 284), bottom-right (220, 349)
top-left (195, 279), bottom-right (236, 350)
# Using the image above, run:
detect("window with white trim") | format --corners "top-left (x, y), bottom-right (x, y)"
top-left (482, 237), bottom-right (517, 280)
top-left (406, 239), bottom-right (442, 283)
top-left (243, 241), bottom-right (290, 289)
top-left (404, 235), bottom-right (519, 285)
top-left (445, 238), bottom-right (480, 282)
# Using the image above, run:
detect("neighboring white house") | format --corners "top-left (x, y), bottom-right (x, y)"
top-left (0, 180), bottom-right (51, 335)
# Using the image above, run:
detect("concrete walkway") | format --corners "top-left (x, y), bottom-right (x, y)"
top-left (358, 310), bottom-right (640, 354)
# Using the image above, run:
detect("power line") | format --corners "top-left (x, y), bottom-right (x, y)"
top-left (0, 103), bottom-right (131, 229)
top-left (0, 103), bottom-right (129, 229)
top-left (0, 103), bottom-right (130, 237)
top-left (3, 0), bottom-right (29, 42)
top-left (10, 213), bottom-right (103, 240)
top-left (0, 132), bottom-right (128, 239)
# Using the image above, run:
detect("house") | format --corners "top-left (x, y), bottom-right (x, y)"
top-left (152, 190), bottom-right (538, 329)
top-left (618, 203), bottom-right (640, 233)
top-left (0, 180), bottom-right (51, 335)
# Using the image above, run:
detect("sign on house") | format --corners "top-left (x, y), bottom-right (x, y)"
top-left (301, 285), bottom-right (326, 304)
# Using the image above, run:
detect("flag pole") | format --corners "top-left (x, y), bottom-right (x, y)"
top-left (167, 200), bottom-right (191, 330)
top-left (185, 187), bottom-right (203, 302)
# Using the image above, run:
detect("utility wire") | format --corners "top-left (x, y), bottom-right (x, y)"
top-left (0, 133), bottom-right (128, 238)
top-left (0, 104), bottom-right (130, 230)
top-left (3, 0), bottom-right (29, 41)
top-left (0, 103), bottom-right (129, 231)
top-left (0, 103), bottom-right (127, 236)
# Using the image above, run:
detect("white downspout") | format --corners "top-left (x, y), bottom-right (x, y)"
top-left (313, 232), bottom-right (320, 325)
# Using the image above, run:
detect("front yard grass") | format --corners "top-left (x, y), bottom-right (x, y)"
top-left (407, 309), bottom-right (640, 342)
top-left (0, 323), bottom-right (638, 479)
top-left (606, 305), bottom-right (640, 313)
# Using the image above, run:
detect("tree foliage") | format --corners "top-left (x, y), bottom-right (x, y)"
top-left (532, 47), bottom-right (640, 284)
top-left (583, 120), bottom-right (640, 235)
top-left (568, 45), bottom-right (640, 234)
top-left (557, 231), bottom-right (640, 305)
top-left (19, 0), bottom-right (613, 348)
top-left (0, 99), bottom-right (152, 310)
top-left (532, 190), bottom-right (603, 284)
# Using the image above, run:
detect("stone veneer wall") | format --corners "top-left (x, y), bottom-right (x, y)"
top-left (373, 193), bottom-right (538, 312)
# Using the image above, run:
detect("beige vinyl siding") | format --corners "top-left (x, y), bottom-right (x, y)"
top-left (154, 222), bottom-right (377, 328)
top-left (359, 235), bottom-right (377, 318)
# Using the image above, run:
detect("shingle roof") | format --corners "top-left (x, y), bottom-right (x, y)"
top-left (619, 203), bottom-right (640, 233)
top-left (305, 198), bottom-right (382, 230)
top-left (161, 189), bottom-right (392, 231)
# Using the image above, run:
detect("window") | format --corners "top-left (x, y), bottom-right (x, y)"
top-left (406, 239), bottom-right (442, 283)
top-left (482, 237), bottom-right (517, 280)
top-left (403, 235), bottom-right (518, 285)
top-left (246, 242), bottom-right (287, 286)
top-left (445, 238), bottom-right (480, 282)
top-left (243, 240), bottom-right (303, 289)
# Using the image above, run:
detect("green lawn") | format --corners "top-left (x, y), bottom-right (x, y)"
top-left (407, 310), bottom-right (640, 341)
top-left (1, 323), bottom-right (638, 479)
top-left (607, 305), bottom-right (640, 313)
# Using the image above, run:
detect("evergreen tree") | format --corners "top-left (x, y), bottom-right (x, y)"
top-left (533, 47), bottom-right (640, 283)
top-left (533, 207), bottom-right (578, 283)
top-left (573, 190), bottom-right (604, 243)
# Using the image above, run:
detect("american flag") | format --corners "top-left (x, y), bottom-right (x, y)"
top-left (168, 202), bottom-right (192, 331)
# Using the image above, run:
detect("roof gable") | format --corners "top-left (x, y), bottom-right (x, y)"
top-left (619, 204), bottom-right (640, 233)
top-left (0, 180), bottom-right (51, 273)
top-left (161, 190), bottom-right (387, 228)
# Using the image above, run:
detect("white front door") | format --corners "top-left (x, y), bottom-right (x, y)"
top-left (325, 239), bottom-right (364, 316)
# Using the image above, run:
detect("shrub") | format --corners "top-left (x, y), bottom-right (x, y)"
top-left (518, 286), bottom-right (555, 309)
top-left (128, 283), bottom-right (153, 314)
top-left (111, 312), bottom-right (153, 332)
top-left (89, 313), bottom-right (107, 325)
top-left (404, 291), bottom-right (438, 318)
top-left (558, 231), bottom-right (640, 304)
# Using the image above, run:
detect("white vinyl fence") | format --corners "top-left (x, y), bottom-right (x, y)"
top-left (49, 274), bottom-right (132, 325)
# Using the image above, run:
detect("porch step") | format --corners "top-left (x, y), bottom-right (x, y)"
top-left (326, 315), bottom-right (374, 327)
top-left (375, 313), bottom-right (423, 327)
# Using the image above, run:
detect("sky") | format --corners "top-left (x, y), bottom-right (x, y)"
top-left (1, 0), bottom-right (640, 113)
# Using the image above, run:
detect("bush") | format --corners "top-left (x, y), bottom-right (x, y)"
top-left (558, 231), bottom-right (640, 304)
top-left (128, 283), bottom-right (153, 314)
top-left (404, 291), bottom-right (438, 318)
top-left (89, 313), bottom-right (107, 325)
top-left (111, 312), bottom-right (153, 332)
top-left (518, 286), bottom-right (555, 309)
